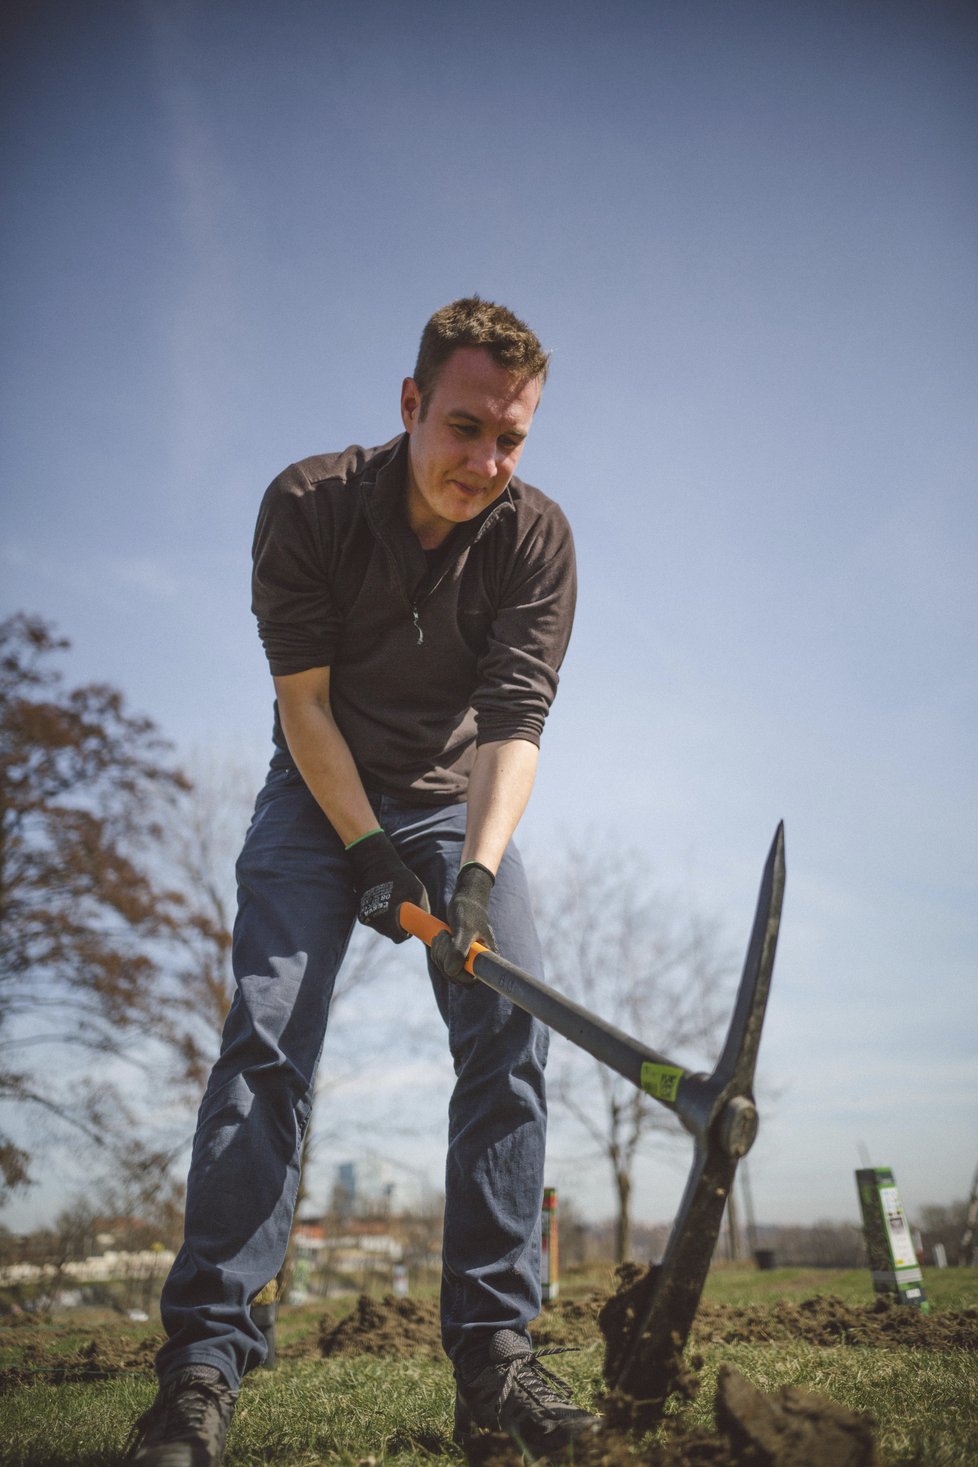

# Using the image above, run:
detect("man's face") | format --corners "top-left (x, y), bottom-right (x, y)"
top-left (401, 346), bottom-right (542, 548)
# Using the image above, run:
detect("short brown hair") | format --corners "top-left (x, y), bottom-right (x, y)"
top-left (413, 296), bottom-right (549, 416)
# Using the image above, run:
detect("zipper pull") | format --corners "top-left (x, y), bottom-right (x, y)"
top-left (411, 605), bottom-right (424, 645)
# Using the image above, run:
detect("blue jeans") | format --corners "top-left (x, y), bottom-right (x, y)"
top-left (156, 754), bottom-right (549, 1390)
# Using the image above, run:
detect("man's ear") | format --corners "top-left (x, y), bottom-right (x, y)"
top-left (400, 377), bottom-right (422, 432)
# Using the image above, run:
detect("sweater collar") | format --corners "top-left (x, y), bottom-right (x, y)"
top-left (363, 432), bottom-right (515, 573)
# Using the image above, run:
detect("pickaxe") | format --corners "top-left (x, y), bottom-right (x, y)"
top-left (399, 822), bottom-right (785, 1408)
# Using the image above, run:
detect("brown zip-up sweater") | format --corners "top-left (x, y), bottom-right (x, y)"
top-left (252, 434), bottom-right (576, 804)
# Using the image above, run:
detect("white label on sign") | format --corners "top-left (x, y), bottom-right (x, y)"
top-left (879, 1185), bottom-right (917, 1269)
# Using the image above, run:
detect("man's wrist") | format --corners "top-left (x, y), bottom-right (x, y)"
top-left (459, 860), bottom-right (496, 884)
top-left (344, 826), bottom-right (384, 851)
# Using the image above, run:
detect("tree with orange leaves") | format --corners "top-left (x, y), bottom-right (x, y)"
top-left (0, 613), bottom-right (228, 1200)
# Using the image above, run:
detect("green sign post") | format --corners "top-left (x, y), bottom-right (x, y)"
top-left (855, 1166), bottom-right (928, 1311)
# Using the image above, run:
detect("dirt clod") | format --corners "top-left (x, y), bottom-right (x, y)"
top-left (715, 1364), bottom-right (878, 1466)
top-left (597, 1264), bottom-right (701, 1433)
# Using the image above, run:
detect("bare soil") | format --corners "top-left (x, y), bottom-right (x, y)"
top-left (554, 1283), bottom-right (978, 1352)
top-left (0, 1326), bottom-right (159, 1392)
top-left (313, 1280), bottom-right (978, 1364)
top-left (318, 1293), bottom-right (446, 1360)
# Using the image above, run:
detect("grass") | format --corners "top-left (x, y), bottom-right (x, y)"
top-left (1, 1266), bottom-right (976, 1465)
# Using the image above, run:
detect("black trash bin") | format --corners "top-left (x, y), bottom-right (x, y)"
top-left (754, 1249), bottom-right (777, 1271)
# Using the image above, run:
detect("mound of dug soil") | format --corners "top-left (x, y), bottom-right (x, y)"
top-left (534, 1281), bottom-right (978, 1354)
top-left (312, 1279), bottom-right (978, 1371)
top-left (694, 1292), bottom-right (978, 1351)
top-left (318, 1293), bottom-right (443, 1359)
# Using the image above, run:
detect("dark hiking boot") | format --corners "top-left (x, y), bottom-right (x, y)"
top-left (125, 1365), bottom-right (237, 1466)
top-left (454, 1329), bottom-right (601, 1459)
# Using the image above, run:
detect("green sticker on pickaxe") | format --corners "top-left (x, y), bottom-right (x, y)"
top-left (641, 1061), bottom-right (685, 1102)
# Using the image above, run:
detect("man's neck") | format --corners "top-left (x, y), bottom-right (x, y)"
top-left (412, 520), bottom-right (452, 551)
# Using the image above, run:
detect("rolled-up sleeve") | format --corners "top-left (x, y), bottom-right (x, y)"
top-left (473, 504), bottom-right (577, 746)
top-left (251, 466), bottom-right (341, 676)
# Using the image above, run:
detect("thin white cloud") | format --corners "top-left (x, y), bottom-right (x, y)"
top-left (2, 539), bottom-right (183, 607)
top-left (111, 554), bottom-right (182, 601)
top-left (140, 1), bottom-right (253, 484)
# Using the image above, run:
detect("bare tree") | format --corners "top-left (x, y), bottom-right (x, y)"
top-left (160, 749), bottom-right (257, 1091)
top-left (533, 835), bottom-right (736, 1263)
top-left (0, 614), bottom-right (215, 1197)
top-left (917, 1198), bottom-right (971, 1266)
top-left (159, 751), bottom-right (418, 1298)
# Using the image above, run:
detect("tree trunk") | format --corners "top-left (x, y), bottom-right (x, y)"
top-left (614, 1166), bottom-right (631, 1263)
top-left (725, 1181), bottom-right (741, 1261)
top-left (276, 1104), bottom-right (315, 1302)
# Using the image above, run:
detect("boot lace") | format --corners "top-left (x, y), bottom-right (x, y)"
top-left (497, 1345), bottom-right (578, 1414)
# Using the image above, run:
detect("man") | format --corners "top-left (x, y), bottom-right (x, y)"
top-left (127, 297), bottom-right (599, 1463)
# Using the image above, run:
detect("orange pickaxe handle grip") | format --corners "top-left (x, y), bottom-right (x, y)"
top-left (398, 902), bottom-right (490, 979)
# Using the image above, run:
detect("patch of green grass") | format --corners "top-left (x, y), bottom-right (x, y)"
top-left (0, 1358), bottom-right (462, 1467)
top-left (1, 1374), bottom-right (149, 1467)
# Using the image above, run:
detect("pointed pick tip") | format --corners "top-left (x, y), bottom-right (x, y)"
top-left (762, 821), bottom-right (786, 884)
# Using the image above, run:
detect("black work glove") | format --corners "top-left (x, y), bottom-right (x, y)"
top-left (346, 829), bottom-right (430, 944)
top-left (432, 862), bottom-right (498, 982)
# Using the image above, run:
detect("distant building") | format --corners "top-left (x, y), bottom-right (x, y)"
top-left (331, 1158), bottom-right (397, 1218)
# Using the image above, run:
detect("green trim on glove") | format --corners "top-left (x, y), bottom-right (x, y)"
top-left (345, 829), bottom-right (430, 943)
top-left (344, 826), bottom-right (384, 851)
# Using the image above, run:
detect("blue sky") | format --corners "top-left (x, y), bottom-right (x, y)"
top-left (2, 0), bottom-right (976, 1236)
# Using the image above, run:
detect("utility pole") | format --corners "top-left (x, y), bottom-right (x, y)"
top-left (725, 1181), bottom-right (742, 1261)
top-left (740, 1157), bottom-right (759, 1258)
